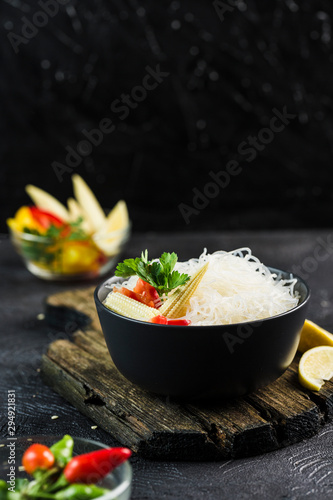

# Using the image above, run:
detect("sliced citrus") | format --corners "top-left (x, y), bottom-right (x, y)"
top-left (25, 184), bottom-right (69, 221)
top-left (298, 319), bottom-right (333, 353)
top-left (298, 346), bottom-right (333, 391)
top-left (72, 174), bottom-right (106, 231)
top-left (67, 197), bottom-right (94, 234)
top-left (92, 201), bottom-right (129, 256)
top-left (99, 200), bottom-right (129, 233)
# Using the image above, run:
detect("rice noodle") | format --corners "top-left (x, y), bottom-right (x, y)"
top-left (112, 248), bottom-right (299, 326)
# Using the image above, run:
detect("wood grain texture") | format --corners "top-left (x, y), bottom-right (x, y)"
top-left (42, 286), bottom-right (333, 460)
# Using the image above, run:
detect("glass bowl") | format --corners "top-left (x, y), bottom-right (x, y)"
top-left (9, 224), bottom-right (131, 281)
top-left (0, 435), bottom-right (132, 500)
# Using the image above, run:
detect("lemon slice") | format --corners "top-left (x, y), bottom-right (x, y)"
top-left (72, 174), bottom-right (106, 231)
top-left (298, 319), bottom-right (333, 353)
top-left (25, 184), bottom-right (69, 221)
top-left (67, 197), bottom-right (94, 234)
top-left (93, 201), bottom-right (129, 255)
top-left (99, 200), bottom-right (129, 233)
top-left (299, 346), bottom-right (333, 391)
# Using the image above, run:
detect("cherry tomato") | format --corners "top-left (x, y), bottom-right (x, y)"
top-left (22, 443), bottom-right (55, 475)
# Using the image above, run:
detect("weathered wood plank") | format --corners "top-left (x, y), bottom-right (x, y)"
top-left (73, 328), bottom-right (107, 355)
top-left (42, 339), bottom-right (222, 460)
top-left (186, 399), bottom-right (278, 458)
top-left (246, 365), bottom-right (321, 446)
top-left (45, 286), bottom-right (99, 330)
top-left (287, 360), bottom-right (333, 421)
top-left (41, 286), bottom-right (333, 460)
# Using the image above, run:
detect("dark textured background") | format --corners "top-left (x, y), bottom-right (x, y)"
top-left (1, 0), bottom-right (333, 233)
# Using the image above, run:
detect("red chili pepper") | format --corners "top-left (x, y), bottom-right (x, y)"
top-left (22, 443), bottom-right (55, 475)
top-left (63, 448), bottom-right (132, 484)
top-left (166, 319), bottom-right (191, 326)
top-left (30, 207), bottom-right (64, 229)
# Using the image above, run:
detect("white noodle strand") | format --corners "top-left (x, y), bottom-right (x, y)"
top-left (108, 248), bottom-right (299, 326)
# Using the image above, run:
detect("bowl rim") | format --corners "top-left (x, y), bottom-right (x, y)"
top-left (94, 265), bottom-right (311, 329)
top-left (0, 435), bottom-right (132, 500)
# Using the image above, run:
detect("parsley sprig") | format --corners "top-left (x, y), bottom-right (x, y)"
top-left (115, 250), bottom-right (190, 296)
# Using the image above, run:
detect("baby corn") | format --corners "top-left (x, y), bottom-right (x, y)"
top-left (159, 262), bottom-right (209, 319)
top-left (104, 292), bottom-right (160, 321)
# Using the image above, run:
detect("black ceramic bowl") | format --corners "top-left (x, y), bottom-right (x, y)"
top-left (94, 268), bottom-right (310, 400)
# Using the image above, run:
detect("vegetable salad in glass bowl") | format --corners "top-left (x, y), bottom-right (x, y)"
top-left (7, 175), bottom-right (131, 280)
top-left (0, 435), bottom-right (132, 500)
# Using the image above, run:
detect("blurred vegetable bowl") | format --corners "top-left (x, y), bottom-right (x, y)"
top-left (7, 175), bottom-right (131, 280)
top-left (0, 435), bottom-right (132, 500)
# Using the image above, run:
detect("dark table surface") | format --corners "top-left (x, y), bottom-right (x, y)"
top-left (1, 230), bottom-right (333, 500)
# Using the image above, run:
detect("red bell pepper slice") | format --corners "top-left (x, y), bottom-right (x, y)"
top-left (114, 286), bottom-right (155, 308)
top-left (115, 279), bottom-right (160, 308)
top-left (166, 319), bottom-right (191, 326)
top-left (133, 279), bottom-right (161, 307)
top-left (149, 315), bottom-right (191, 325)
top-left (30, 207), bottom-right (64, 229)
top-left (150, 315), bottom-right (168, 324)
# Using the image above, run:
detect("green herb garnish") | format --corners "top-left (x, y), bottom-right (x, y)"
top-left (20, 217), bottom-right (89, 265)
top-left (115, 250), bottom-right (190, 296)
top-left (45, 217), bottom-right (88, 241)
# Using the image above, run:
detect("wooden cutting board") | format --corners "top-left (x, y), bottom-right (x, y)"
top-left (41, 286), bottom-right (333, 460)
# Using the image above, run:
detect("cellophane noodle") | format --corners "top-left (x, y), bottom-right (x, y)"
top-left (112, 248), bottom-right (299, 326)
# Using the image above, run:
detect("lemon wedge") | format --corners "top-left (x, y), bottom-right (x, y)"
top-left (72, 174), bottom-right (106, 231)
top-left (101, 200), bottom-right (129, 233)
top-left (67, 197), bottom-right (94, 234)
top-left (299, 346), bottom-right (333, 391)
top-left (25, 184), bottom-right (69, 221)
top-left (298, 319), bottom-right (333, 353)
top-left (93, 200), bottom-right (129, 255)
